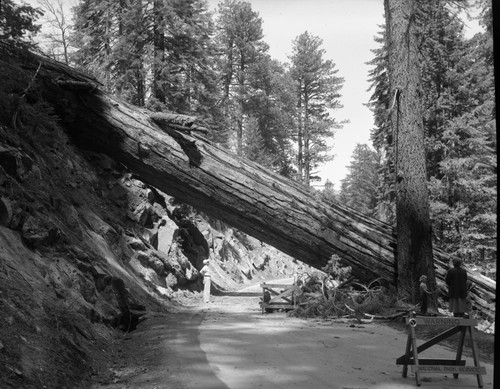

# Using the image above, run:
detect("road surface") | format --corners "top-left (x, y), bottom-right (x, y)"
top-left (91, 285), bottom-right (494, 389)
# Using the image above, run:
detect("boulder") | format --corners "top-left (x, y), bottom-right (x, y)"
top-left (156, 217), bottom-right (178, 255)
top-left (165, 273), bottom-right (178, 289)
top-left (21, 215), bottom-right (60, 248)
top-left (0, 197), bottom-right (12, 226)
top-left (0, 145), bottom-right (34, 181)
top-left (127, 203), bottom-right (153, 227)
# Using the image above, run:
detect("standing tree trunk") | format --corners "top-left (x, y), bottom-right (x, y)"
top-left (297, 88), bottom-right (304, 182)
top-left (152, 0), bottom-right (166, 103)
top-left (385, 0), bottom-right (437, 307)
top-left (304, 94), bottom-right (310, 186)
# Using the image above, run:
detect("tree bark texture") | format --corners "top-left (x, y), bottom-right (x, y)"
top-left (385, 0), bottom-right (437, 305)
top-left (1, 43), bottom-right (494, 321)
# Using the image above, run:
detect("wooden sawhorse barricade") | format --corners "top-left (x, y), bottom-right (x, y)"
top-left (396, 312), bottom-right (486, 387)
top-left (260, 283), bottom-right (299, 313)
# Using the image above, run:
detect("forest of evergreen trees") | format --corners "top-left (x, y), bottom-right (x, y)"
top-left (1, 0), bottom-right (496, 270)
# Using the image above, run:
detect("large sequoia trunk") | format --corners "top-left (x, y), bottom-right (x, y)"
top-left (2, 44), bottom-right (494, 321)
top-left (385, 0), bottom-right (437, 306)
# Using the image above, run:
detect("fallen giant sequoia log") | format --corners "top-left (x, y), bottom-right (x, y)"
top-left (2, 44), bottom-right (494, 320)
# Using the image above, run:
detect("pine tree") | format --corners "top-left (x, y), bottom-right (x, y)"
top-left (71, 0), bottom-right (118, 91)
top-left (0, 0), bottom-right (42, 47)
top-left (214, 0), bottom-right (268, 155)
top-left (244, 55), bottom-right (297, 175)
top-left (72, 0), bottom-right (221, 117)
top-left (149, 0), bottom-right (220, 121)
top-left (428, 0), bottom-right (496, 264)
top-left (289, 31), bottom-right (345, 186)
top-left (339, 144), bottom-right (381, 218)
top-left (369, 0), bottom-right (495, 276)
top-left (366, 25), bottom-right (396, 224)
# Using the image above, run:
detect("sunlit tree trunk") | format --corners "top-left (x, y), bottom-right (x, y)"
top-left (297, 87), bottom-right (304, 182)
top-left (385, 0), bottom-right (437, 308)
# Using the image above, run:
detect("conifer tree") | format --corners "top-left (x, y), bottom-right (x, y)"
top-left (339, 144), bottom-right (381, 218)
top-left (244, 55), bottom-right (297, 175)
top-left (0, 0), bottom-right (42, 47)
top-left (71, 0), bottom-right (118, 91)
top-left (214, 0), bottom-right (268, 155)
top-left (149, 0), bottom-right (219, 120)
top-left (289, 31), bottom-right (345, 186)
top-left (366, 25), bottom-right (396, 224)
top-left (369, 0), bottom-right (496, 271)
top-left (427, 0), bottom-right (496, 263)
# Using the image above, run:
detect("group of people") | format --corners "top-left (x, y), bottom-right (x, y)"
top-left (419, 257), bottom-right (473, 317)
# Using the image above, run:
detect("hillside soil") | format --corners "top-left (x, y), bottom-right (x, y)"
top-left (85, 285), bottom-right (494, 389)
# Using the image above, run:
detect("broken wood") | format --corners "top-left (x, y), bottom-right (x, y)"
top-left (1, 43), bottom-right (494, 321)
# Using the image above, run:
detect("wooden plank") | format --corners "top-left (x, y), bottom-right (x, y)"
top-left (401, 333), bottom-right (411, 377)
top-left (260, 284), bottom-right (294, 289)
top-left (454, 327), bottom-right (467, 379)
top-left (398, 359), bottom-right (466, 366)
top-left (468, 325), bottom-right (484, 387)
top-left (410, 323), bottom-right (420, 386)
top-left (397, 326), bottom-right (463, 364)
top-left (411, 365), bottom-right (486, 374)
top-left (261, 304), bottom-right (295, 309)
top-left (406, 317), bottom-right (477, 327)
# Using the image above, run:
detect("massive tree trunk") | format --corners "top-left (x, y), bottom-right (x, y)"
top-left (2, 43), bottom-right (494, 321)
top-left (385, 0), bottom-right (437, 306)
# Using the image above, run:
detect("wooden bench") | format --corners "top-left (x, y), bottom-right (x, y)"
top-left (259, 283), bottom-right (299, 313)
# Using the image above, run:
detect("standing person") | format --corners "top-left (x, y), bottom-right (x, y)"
top-left (200, 259), bottom-right (211, 304)
top-left (418, 275), bottom-right (435, 315)
top-left (445, 258), bottom-right (468, 317)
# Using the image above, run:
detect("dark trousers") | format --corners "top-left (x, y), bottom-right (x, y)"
top-left (420, 295), bottom-right (428, 314)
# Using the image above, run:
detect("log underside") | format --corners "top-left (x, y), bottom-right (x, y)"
top-left (2, 44), bottom-right (495, 321)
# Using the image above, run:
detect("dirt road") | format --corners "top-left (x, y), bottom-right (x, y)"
top-left (90, 289), bottom-right (494, 389)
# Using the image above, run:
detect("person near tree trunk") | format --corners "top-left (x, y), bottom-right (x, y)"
top-left (418, 275), bottom-right (435, 315)
top-left (445, 258), bottom-right (468, 317)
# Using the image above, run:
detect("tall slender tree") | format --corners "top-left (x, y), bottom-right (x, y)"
top-left (289, 31), bottom-right (345, 186)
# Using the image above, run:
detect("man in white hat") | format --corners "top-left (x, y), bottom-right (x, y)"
top-left (200, 259), bottom-right (211, 303)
